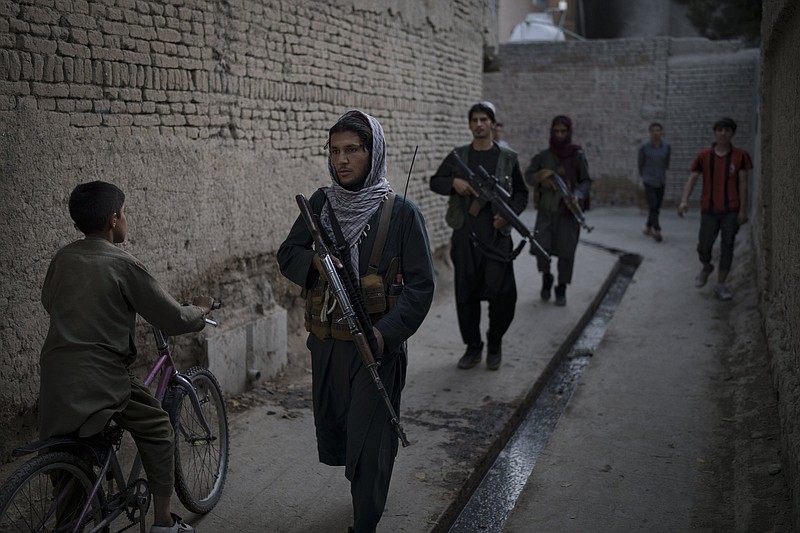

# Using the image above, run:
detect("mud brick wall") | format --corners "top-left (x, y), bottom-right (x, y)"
top-left (759, 1), bottom-right (800, 527)
top-left (0, 0), bottom-right (496, 458)
top-left (483, 37), bottom-right (759, 207)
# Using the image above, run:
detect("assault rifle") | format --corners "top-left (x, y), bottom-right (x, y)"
top-left (450, 151), bottom-right (549, 258)
top-left (295, 194), bottom-right (410, 447)
top-left (533, 168), bottom-right (594, 233)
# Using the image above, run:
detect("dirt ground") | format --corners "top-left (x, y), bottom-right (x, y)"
top-left (690, 251), bottom-right (791, 531)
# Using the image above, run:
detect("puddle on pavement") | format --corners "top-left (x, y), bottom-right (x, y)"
top-left (448, 250), bottom-right (641, 533)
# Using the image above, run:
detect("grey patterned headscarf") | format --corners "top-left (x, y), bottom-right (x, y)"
top-left (320, 110), bottom-right (392, 274)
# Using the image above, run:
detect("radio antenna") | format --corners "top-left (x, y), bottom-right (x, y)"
top-left (389, 145), bottom-right (418, 295)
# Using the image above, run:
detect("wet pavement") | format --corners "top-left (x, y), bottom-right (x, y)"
top-left (186, 205), bottom-right (789, 532)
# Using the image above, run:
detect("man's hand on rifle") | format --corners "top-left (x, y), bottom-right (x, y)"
top-left (534, 168), bottom-right (556, 190)
top-left (493, 213), bottom-right (509, 230)
top-left (452, 177), bottom-right (478, 197)
top-left (312, 252), bottom-right (342, 273)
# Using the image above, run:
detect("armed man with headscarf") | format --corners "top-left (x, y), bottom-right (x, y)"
top-left (278, 110), bottom-right (435, 533)
top-left (430, 101), bottom-right (528, 372)
top-left (524, 114), bottom-right (592, 307)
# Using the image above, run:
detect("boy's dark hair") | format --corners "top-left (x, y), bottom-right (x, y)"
top-left (648, 122), bottom-right (663, 130)
top-left (468, 102), bottom-right (496, 124)
top-left (69, 181), bottom-right (125, 234)
top-left (713, 117), bottom-right (737, 132)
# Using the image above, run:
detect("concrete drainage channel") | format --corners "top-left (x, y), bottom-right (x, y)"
top-left (446, 244), bottom-right (642, 533)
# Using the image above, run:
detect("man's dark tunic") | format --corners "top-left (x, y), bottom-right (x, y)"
top-left (277, 188), bottom-right (434, 531)
top-left (430, 144), bottom-right (527, 347)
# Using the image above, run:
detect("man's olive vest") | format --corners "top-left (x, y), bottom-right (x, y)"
top-left (445, 143), bottom-right (518, 236)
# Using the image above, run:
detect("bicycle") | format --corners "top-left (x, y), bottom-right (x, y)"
top-left (0, 305), bottom-right (230, 533)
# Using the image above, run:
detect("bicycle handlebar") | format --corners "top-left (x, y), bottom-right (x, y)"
top-left (182, 300), bottom-right (221, 327)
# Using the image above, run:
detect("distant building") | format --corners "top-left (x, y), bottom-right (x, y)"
top-left (498, 0), bottom-right (698, 44)
top-left (508, 12), bottom-right (566, 42)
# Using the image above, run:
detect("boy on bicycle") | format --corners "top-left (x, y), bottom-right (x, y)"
top-left (39, 181), bottom-right (212, 533)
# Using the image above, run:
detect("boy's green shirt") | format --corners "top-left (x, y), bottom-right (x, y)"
top-left (39, 236), bottom-right (205, 439)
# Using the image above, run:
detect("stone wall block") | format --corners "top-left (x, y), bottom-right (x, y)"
top-left (55, 97), bottom-right (74, 111)
top-left (61, 13), bottom-right (95, 29)
top-left (69, 111), bottom-right (102, 126)
top-left (19, 34), bottom-right (57, 55)
top-left (142, 88), bottom-right (166, 101)
top-left (101, 113), bottom-right (133, 126)
top-left (0, 94), bottom-right (15, 109)
top-left (156, 27), bottom-right (180, 43)
top-left (132, 112), bottom-right (159, 127)
top-left (21, 5), bottom-right (60, 25)
top-left (0, 50), bottom-right (8, 79)
top-left (7, 50), bottom-right (21, 80)
top-left (19, 51), bottom-right (32, 80)
top-left (71, 56), bottom-right (82, 82)
top-left (52, 55), bottom-right (63, 82)
top-left (128, 24), bottom-right (155, 40)
top-left (91, 59), bottom-right (101, 84)
top-left (100, 19), bottom-right (129, 36)
top-left (69, 83), bottom-right (101, 99)
top-left (57, 40), bottom-right (90, 58)
top-left (32, 81), bottom-right (68, 97)
top-left (8, 17), bottom-right (29, 33)
top-left (117, 87), bottom-right (140, 101)
top-left (0, 80), bottom-right (30, 95)
top-left (31, 52), bottom-right (44, 80)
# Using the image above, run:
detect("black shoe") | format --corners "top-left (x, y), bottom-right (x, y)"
top-left (486, 343), bottom-right (502, 370)
top-left (554, 284), bottom-right (567, 306)
top-left (540, 273), bottom-right (554, 301)
top-left (457, 342), bottom-right (483, 369)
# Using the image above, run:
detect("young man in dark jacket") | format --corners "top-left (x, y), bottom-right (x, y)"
top-left (430, 102), bottom-right (528, 371)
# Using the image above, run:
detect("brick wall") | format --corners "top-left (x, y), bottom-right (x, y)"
top-left (484, 37), bottom-right (759, 208)
top-left (760, 1), bottom-right (800, 526)
top-left (0, 0), bottom-right (495, 458)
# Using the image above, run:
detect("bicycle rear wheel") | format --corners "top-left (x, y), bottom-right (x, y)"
top-left (0, 451), bottom-right (107, 532)
top-left (171, 366), bottom-right (229, 514)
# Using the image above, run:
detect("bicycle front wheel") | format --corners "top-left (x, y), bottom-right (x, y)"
top-left (0, 451), bottom-right (107, 533)
top-left (171, 366), bottom-right (229, 514)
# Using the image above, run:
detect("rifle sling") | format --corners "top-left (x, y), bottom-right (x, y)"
top-left (368, 193), bottom-right (396, 273)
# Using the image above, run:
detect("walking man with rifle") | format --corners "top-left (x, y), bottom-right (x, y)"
top-left (524, 114), bottom-right (592, 306)
top-left (278, 109), bottom-right (435, 533)
top-left (430, 101), bottom-right (528, 371)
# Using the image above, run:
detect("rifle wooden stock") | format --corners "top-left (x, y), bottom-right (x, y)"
top-left (450, 151), bottom-right (549, 258)
top-left (295, 194), bottom-right (411, 447)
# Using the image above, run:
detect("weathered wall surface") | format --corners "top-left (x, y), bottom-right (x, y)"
top-left (0, 0), bottom-right (496, 458)
top-left (484, 37), bottom-right (759, 207)
top-left (760, 0), bottom-right (800, 527)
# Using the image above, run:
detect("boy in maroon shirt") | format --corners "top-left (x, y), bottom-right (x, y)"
top-left (678, 117), bottom-right (752, 300)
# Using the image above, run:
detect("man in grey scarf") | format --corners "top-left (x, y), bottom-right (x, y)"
top-left (278, 110), bottom-right (435, 532)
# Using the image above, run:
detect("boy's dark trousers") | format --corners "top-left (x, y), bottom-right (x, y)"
top-left (112, 374), bottom-right (176, 497)
top-left (644, 184), bottom-right (665, 230)
top-left (697, 212), bottom-right (739, 273)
